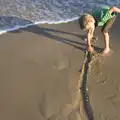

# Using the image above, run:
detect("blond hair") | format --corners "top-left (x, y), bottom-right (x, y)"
top-left (79, 14), bottom-right (93, 30)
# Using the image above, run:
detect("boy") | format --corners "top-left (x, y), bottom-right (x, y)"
top-left (79, 6), bottom-right (120, 55)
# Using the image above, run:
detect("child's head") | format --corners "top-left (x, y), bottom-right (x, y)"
top-left (79, 14), bottom-right (95, 30)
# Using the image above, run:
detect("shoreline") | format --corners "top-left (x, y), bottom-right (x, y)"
top-left (0, 17), bottom-right (79, 35)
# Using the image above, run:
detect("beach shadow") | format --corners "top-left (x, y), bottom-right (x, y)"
top-left (15, 26), bottom-right (87, 40)
top-left (25, 26), bottom-right (87, 51)
top-left (13, 25), bottom-right (87, 52)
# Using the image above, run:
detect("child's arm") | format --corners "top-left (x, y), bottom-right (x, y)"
top-left (87, 28), bottom-right (94, 51)
top-left (101, 7), bottom-right (120, 23)
top-left (109, 6), bottom-right (120, 13)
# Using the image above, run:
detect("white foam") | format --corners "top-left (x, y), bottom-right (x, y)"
top-left (0, 17), bottom-right (79, 35)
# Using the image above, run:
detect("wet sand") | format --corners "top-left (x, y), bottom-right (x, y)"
top-left (87, 16), bottom-right (120, 120)
top-left (0, 16), bottom-right (120, 120)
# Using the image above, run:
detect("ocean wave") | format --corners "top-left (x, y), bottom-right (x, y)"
top-left (0, 0), bottom-right (120, 34)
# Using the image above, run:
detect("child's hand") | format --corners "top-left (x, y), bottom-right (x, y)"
top-left (87, 46), bottom-right (94, 52)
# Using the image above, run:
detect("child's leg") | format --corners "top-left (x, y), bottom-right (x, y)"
top-left (101, 17), bottom-right (116, 54)
top-left (102, 32), bottom-right (110, 53)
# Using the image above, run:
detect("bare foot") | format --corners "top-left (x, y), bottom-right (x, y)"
top-left (101, 48), bottom-right (110, 56)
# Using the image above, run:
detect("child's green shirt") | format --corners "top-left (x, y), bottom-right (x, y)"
top-left (92, 6), bottom-right (116, 27)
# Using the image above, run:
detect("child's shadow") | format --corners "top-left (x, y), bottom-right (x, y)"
top-left (12, 25), bottom-right (88, 52)
top-left (0, 15), bottom-right (102, 53)
top-left (13, 25), bottom-right (105, 55)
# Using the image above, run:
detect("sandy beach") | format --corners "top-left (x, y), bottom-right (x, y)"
top-left (0, 16), bottom-right (120, 120)
top-left (0, 20), bottom-right (86, 120)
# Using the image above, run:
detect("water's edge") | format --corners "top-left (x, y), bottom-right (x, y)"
top-left (0, 17), bottom-right (78, 35)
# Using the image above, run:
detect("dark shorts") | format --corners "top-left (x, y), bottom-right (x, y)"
top-left (101, 16), bottom-right (116, 33)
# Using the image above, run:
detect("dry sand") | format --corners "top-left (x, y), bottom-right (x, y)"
top-left (0, 20), bottom-right (86, 120)
top-left (0, 16), bottom-right (120, 120)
